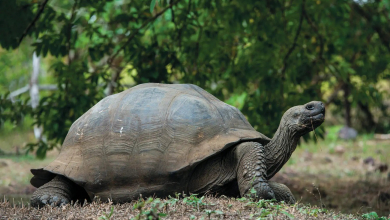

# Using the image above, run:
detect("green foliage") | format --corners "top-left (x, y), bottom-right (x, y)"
top-left (0, 1), bottom-right (35, 49)
top-left (362, 211), bottom-right (389, 220)
top-left (281, 210), bottom-right (295, 219)
top-left (0, 0), bottom-right (390, 157)
top-left (0, 93), bottom-right (31, 129)
top-left (298, 206), bottom-right (328, 217)
top-left (183, 194), bottom-right (206, 211)
top-left (132, 197), bottom-right (167, 220)
top-left (33, 60), bottom-right (104, 148)
top-left (99, 206), bottom-right (114, 220)
top-left (25, 140), bottom-right (55, 159)
top-left (0, 42), bottom-right (37, 93)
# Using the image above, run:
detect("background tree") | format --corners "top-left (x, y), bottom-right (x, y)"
top-left (0, 0), bottom-right (389, 158)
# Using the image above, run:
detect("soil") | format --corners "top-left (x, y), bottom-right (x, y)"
top-left (272, 138), bottom-right (390, 216)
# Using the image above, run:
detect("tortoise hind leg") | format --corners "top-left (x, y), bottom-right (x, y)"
top-left (31, 175), bottom-right (89, 208)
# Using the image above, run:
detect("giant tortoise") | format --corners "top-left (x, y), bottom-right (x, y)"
top-left (30, 83), bottom-right (325, 207)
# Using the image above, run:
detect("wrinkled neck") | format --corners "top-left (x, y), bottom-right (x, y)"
top-left (264, 122), bottom-right (300, 179)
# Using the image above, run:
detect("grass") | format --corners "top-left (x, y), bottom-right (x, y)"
top-left (1, 194), bottom-right (383, 219)
top-left (0, 125), bottom-right (390, 218)
top-left (278, 126), bottom-right (390, 216)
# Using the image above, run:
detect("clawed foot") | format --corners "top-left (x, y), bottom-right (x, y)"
top-left (268, 181), bottom-right (296, 204)
top-left (31, 194), bottom-right (70, 208)
top-left (284, 193), bottom-right (296, 204)
top-left (250, 182), bottom-right (275, 200)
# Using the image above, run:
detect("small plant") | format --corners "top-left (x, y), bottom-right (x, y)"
top-left (99, 206), bottom-right (114, 220)
top-left (255, 199), bottom-right (267, 208)
top-left (236, 197), bottom-right (247, 202)
top-left (309, 208), bottom-right (319, 217)
top-left (298, 207), bottom-right (308, 215)
top-left (183, 194), bottom-right (206, 211)
top-left (203, 209), bottom-right (223, 219)
top-left (165, 195), bottom-right (179, 213)
top-left (132, 197), bottom-right (167, 220)
top-left (249, 187), bottom-right (257, 198)
top-left (273, 204), bottom-right (282, 217)
top-left (258, 208), bottom-right (271, 218)
top-left (362, 211), bottom-right (389, 220)
top-left (204, 209), bottom-right (214, 220)
top-left (215, 210), bottom-right (224, 217)
top-left (144, 199), bottom-right (167, 220)
top-left (281, 210), bottom-right (295, 219)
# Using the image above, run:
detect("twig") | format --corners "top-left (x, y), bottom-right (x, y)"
top-left (280, 0), bottom-right (305, 76)
top-left (19, 0), bottom-right (50, 45)
top-left (194, 26), bottom-right (203, 74)
top-left (177, 0), bottom-right (192, 48)
top-left (310, 117), bottom-right (318, 142)
top-left (281, 0), bottom-right (287, 29)
top-left (107, 0), bottom-right (181, 66)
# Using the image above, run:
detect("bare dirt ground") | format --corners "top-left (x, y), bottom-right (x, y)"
top-left (273, 137), bottom-right (390, 217)
top-left (0, 131), bottom-right (389, 218)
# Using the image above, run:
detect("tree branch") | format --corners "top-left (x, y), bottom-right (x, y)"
top-left (280, 0), bottom-right (305, 76)
top-left (177, 0), bottom-right (192, 48)
top-left (67, 0), bottom-right (79, 64)
top-left (302, 3), bottom-right (324, 62)
top-left (107, 0), bottom-right (181, 66)
top-left (19, 0), bottom-right (50, 45)
top-left (351, 2), bottom-right (390, 52)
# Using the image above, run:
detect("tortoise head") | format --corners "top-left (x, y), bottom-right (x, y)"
top-left (281, 101), bottom-right (325, 136)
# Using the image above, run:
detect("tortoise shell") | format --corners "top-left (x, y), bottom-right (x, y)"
top-left (32, 83), bottom-right (270, 200)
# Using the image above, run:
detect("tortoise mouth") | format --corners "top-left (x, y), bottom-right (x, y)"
top-left (304, 112), bottom-right (325, 130)
top-left (310, 112), bottom-right (324, 122)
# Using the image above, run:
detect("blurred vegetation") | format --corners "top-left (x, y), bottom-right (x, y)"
top-left (0, 0), bottom-right (390, 158)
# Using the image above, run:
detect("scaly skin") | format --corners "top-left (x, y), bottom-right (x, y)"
top-left (188, 141), bottom-right (296, 203)
top-left (31, 175), bottom-right (73, 207)
top-left (31, 175), bottom-right (90, 208)
top-left (30, 101), bottom-right (324, 206)
top-left (268, 181), bottom-right (296, 204)
top-left (236, 142), bottom-right (275, 200)
top-left (188, 101), bottom-right (325, 203)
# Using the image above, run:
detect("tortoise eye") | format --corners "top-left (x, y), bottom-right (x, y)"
top-left (306, 104), bottom-right (314, 110)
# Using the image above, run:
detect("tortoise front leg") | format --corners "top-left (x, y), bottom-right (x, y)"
top-left (268, 181), bottom-right (296, 204)
top-left (235, 142), bottom-right (275, 200)
top-left (31, 175), bottom-right (83, 208)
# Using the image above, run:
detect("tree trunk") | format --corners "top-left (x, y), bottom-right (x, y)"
top-left (30, 52), bottom-right (43, 140)
top-left (106, 71), bottom-right (121, 96)
top-left (358, 101), bottom-right (376, 131)
top-left (343, 78), bottom-right (352, 127)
